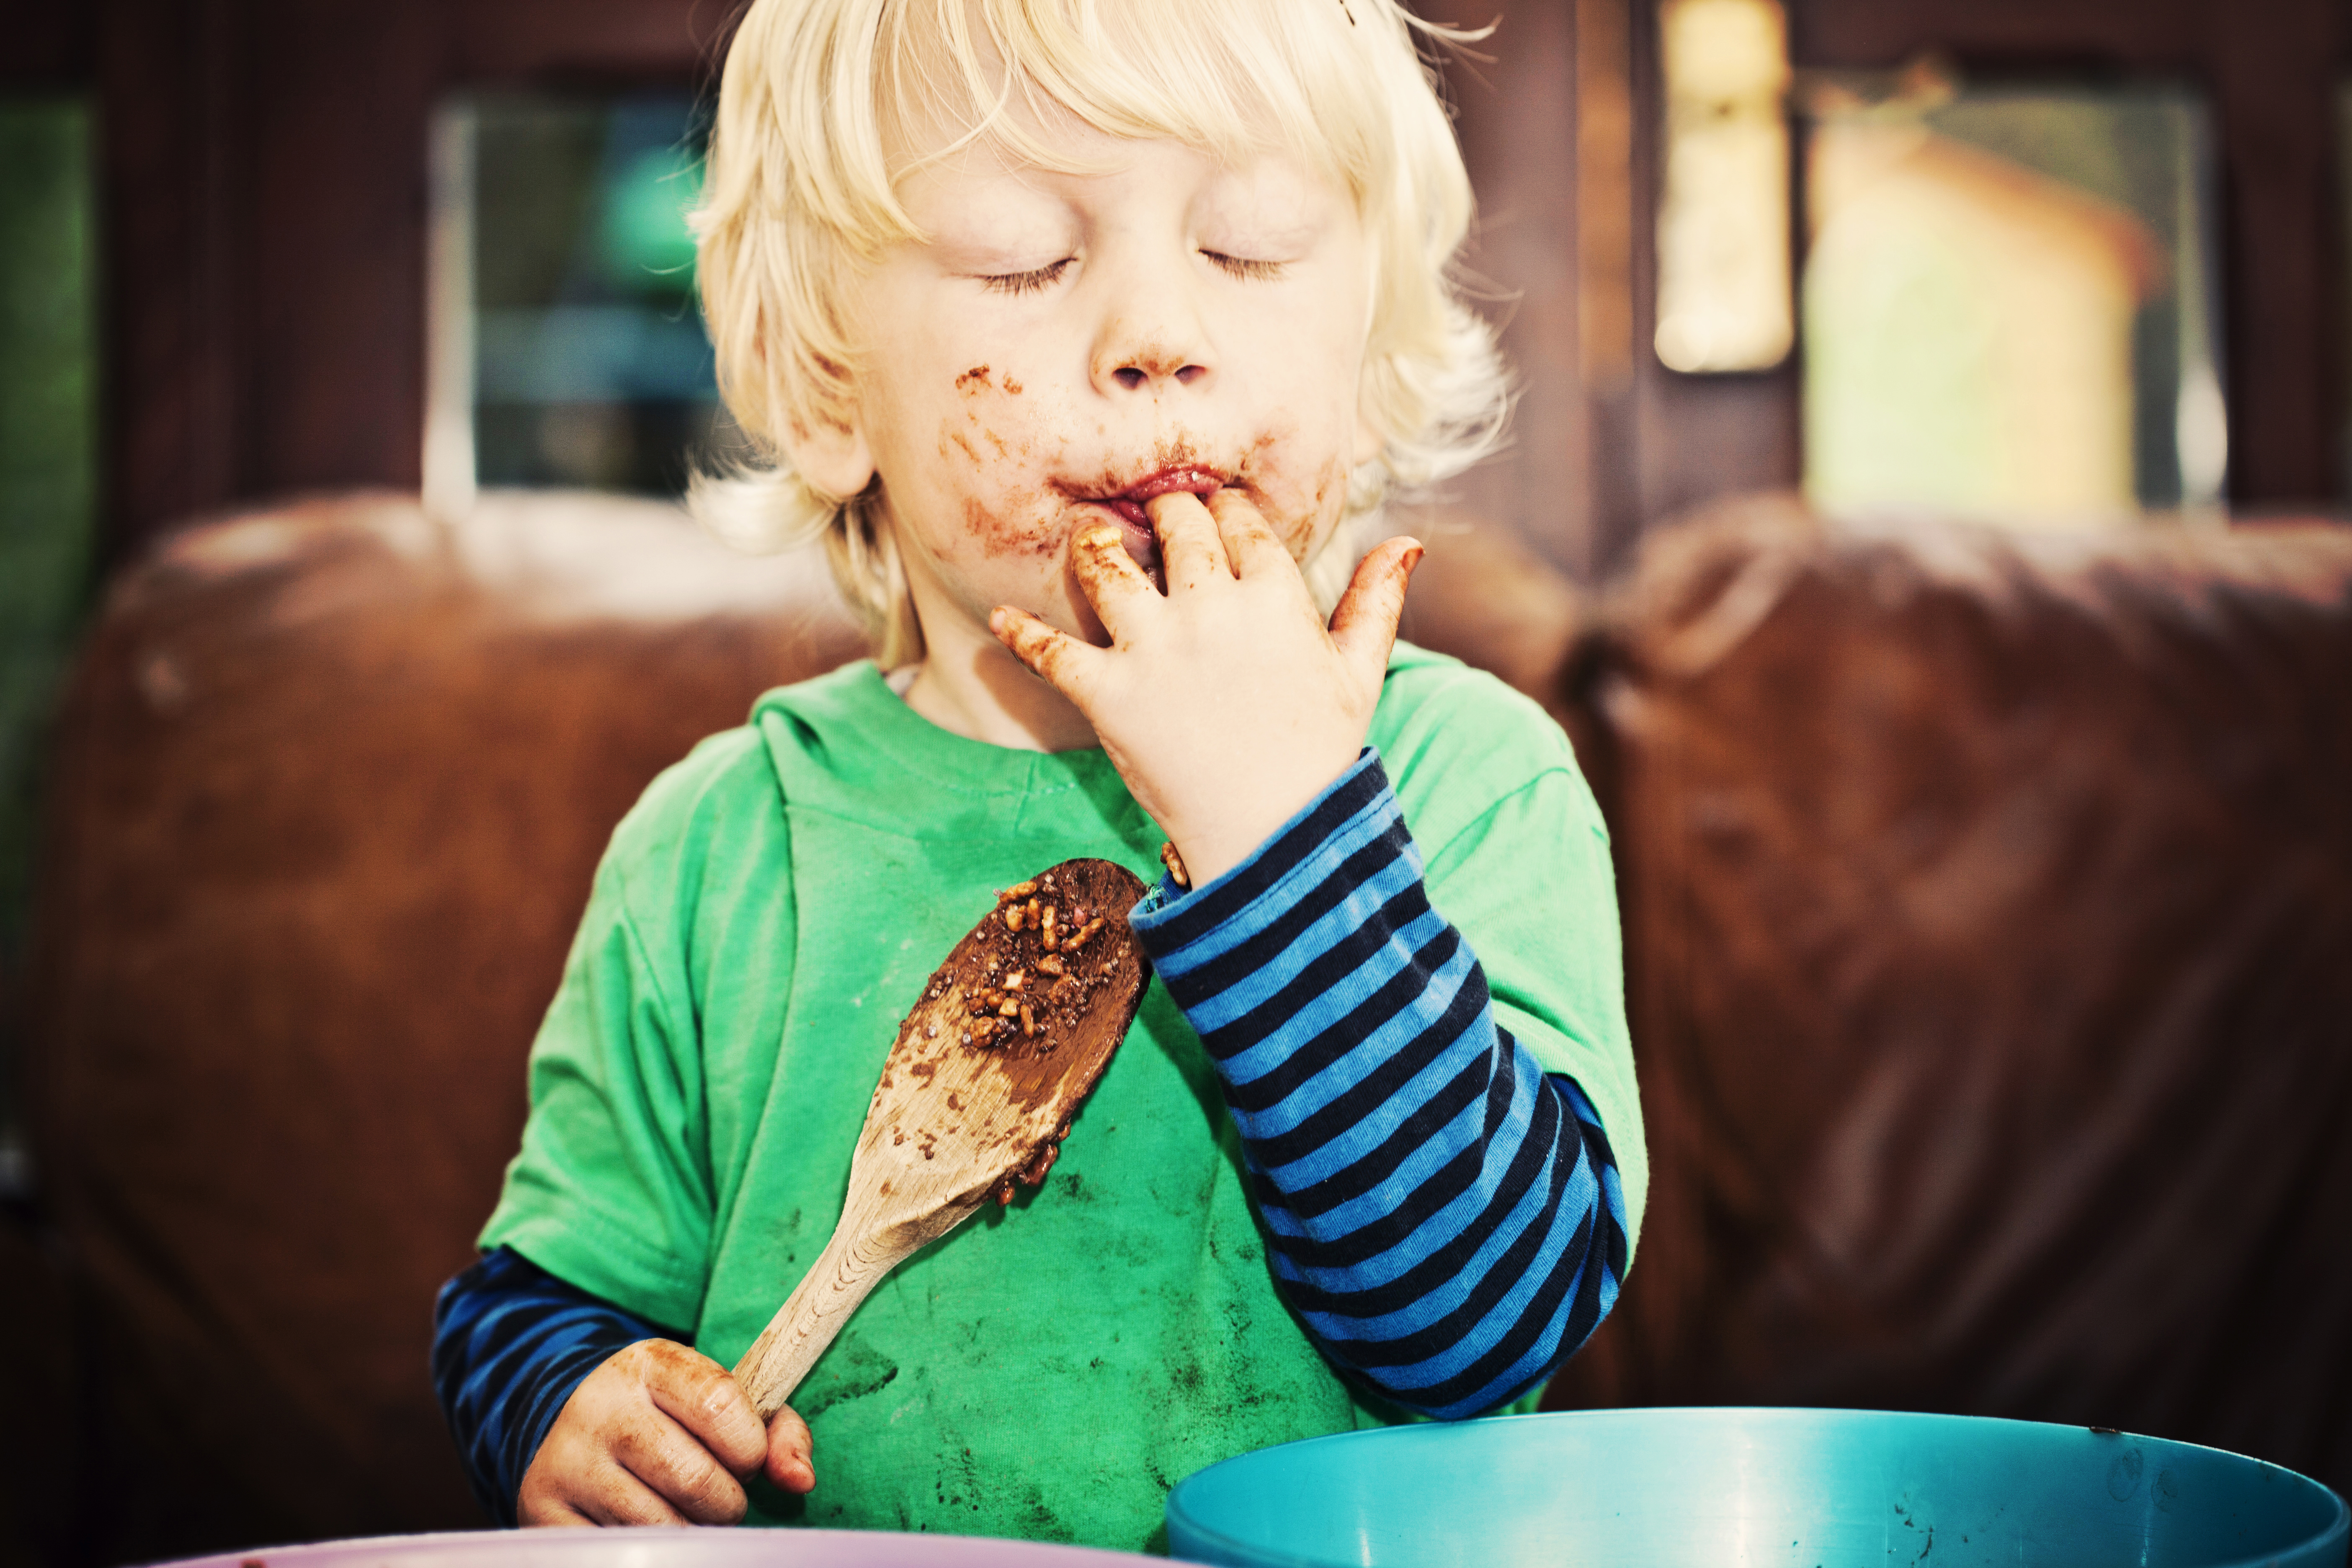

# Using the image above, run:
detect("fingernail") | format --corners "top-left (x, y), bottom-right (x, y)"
top-left (1079, 526), bottom-right (1123, 550)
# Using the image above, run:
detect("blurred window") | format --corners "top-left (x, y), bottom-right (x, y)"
top-left (426, 93), bottom-right (725, 509)
top-left (1654, 0), bottom-right (1794, 373)
top-left (1801, 78), bottom-right (2224, 524)
top-left (0, 93), bottom-right (97, 1184)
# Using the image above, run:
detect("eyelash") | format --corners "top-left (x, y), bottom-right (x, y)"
top-left (981, 259), bottom-right (1073, 296)
top-left (1206, 252), bottom-right (1284, 281)
top-left (979, 252), bottom-right (1285, 294)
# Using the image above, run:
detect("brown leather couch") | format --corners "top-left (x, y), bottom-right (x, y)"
top-left (1546, 498), bottom-right (2352, 1490)
top-left (7, 490), bottom-right (2348, 1564)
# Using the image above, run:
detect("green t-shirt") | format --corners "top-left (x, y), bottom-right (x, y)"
top-left (481, 642), bottom-right (1643, 1550)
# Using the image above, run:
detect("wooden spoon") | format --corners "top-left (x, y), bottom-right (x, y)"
top-left (732, 856), bottom-right (1151, 1418)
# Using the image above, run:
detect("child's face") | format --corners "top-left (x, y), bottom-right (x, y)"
top-left (818, 113), bottom-right (1379, 650)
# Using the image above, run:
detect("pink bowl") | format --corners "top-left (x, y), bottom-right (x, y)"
top-left (152, 1529), bottom-right (1156, 1568)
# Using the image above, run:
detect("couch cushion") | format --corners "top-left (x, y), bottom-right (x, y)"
top-left (1548, 498), bottom-right (2352, 1501)
top-left (26, 491), bottom-right (865, 1554)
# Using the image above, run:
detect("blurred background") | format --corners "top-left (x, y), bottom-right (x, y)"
top-left (0, 0), bottom-right (2348, 1563)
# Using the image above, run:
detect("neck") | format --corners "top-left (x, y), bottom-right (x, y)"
top-left (896, 578), bottom-right (1100, 755)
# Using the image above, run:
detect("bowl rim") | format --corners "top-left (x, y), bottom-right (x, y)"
top-left (140, 1525), bottom-right (1157, 1568)
top-left (1161, 1407), bottom-right (2352, 1568)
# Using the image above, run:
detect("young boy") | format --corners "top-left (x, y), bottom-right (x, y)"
top-left (434, 0), bottom-right (1644, 1548)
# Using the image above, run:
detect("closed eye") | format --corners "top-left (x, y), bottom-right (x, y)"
top-left (1204, 251), bottom-right (1285, 281)
top-left (980, 258), bottom-right (1073, 296)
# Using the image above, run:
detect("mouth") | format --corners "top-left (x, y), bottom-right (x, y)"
top-left (1073, 466), bottom-right (1229, 584)
top-left (1092, 465), bottom-right (1227, 530)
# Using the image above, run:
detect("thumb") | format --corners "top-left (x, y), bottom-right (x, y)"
top-left (1328, 536), bottom-right (1423, 681)
top-left (765, 1403), bottom-right (815, 1495)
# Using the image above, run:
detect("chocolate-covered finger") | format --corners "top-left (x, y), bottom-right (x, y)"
top-left (516, 1479), bottom-right (598, 1527)
top-left (1204, 487), bottom-right (1293, 577)
top-left (990, 605), bottom-right (1104, 701)
top-left (1328, 536), bottom-right (1422, 678)
top-left (613, 1413), bottom-right (749, 1524)
top-left (1068, 524), bottom-right (1160, 630)
top-left (1147, 490), bottom-right (1231, 589)
top-left (766, 1404), bottom-right (818, 1495)
top-left (581, 1459), bottom-right (696, 1527)
top-left (647, 1347), bottom-right (767, 1475)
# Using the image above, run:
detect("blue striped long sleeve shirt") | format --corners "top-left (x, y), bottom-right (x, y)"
top-left (1127, 748), bottom-right (1627, 1418)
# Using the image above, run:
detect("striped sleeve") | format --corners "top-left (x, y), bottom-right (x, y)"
top-left (431, 1245), bottom-right (681, 1524)
top-left (1127, 750), bottom-right (1628, 1419)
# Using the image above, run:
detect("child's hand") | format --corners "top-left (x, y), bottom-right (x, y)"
top-left (990, 489), bottom-right (1421, 887)
top-left (516, 1338), bottom-right (815, 1526)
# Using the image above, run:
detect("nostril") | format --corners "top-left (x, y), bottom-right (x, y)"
top-left (1175, 364), bottom-right (1207, 386)
top-left (1113, 366), bottom-right (1146, 390)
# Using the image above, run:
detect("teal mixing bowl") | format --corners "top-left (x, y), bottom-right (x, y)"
top-left (1164, 1408), bottom-right (2348, 1568)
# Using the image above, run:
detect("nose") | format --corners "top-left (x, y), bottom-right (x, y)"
top-left (1103, 349), bottom-right (1209, 392)
top-left (1088, 259), bottom-right (1215, 397)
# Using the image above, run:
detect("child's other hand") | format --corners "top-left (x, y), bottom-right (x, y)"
top-left (516, 1338), bottom-right (816, 1526)
top-left (990, 489), bottom-right (1421, 887)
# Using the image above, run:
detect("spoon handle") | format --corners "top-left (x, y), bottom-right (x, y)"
top-left (732, 1215), bottom-right (910, 1418)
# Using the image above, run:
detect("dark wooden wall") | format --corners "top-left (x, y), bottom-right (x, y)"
top-left (0, 0), bottom-right (727, 570)
top-left (0, 0), bottom-right (2343, 578)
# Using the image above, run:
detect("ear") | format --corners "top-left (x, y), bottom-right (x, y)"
top-left (787, 416), bottom-right (877, 502)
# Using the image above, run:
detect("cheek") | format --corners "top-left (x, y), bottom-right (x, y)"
top-left (1254, 316), bottom-right (1367, 508)
top-left (1244, 418), bottom-right (1354, 564)
top-left (1291, 451), bottom-right (1353, 563)
top-left (939, 366), bottom-right (1036, 463)
top-left (921, 371), bottom-right (1070, 562)
top-left (949, 481), bottom-right (1068, 563)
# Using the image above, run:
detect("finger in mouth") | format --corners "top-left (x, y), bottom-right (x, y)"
top-left (1120, 464), bottom-right (1225, 500)
top-left (1067, 465), bottom-right (1230, 594)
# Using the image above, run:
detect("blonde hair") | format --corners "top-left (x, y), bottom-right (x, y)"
top-left (691, 0), bottom-right (1509, 665)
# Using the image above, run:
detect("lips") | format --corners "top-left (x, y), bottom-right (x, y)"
top-left (1096, 466), bottom-right (1225, 529)
top-left (1066, 465), bottom-right (1231, 591)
